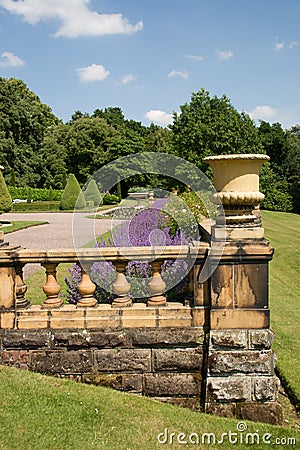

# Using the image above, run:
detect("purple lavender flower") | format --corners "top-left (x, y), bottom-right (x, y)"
top-left (65, 206), bottom-right (193, 304)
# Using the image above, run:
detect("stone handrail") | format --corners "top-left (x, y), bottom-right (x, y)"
top-left (1, 242), bottom-right (209, 310)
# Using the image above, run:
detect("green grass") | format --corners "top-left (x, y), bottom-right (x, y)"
top-left (262, 210), bottom-right (300, 411)
top-left (0, 365), bottom-right (298, 450)
top-left (2, 210), bottom-right (300, 448)
top-left (26, 263), bottom-right (71, 305)
top-left (1, 220), bottom-right (48, 234)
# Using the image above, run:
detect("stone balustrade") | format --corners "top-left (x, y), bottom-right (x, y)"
top-left (0, 243), bottom-right (210, 330)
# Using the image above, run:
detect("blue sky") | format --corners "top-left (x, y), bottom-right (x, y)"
top-left (0, 0), bottom-right (299, 129)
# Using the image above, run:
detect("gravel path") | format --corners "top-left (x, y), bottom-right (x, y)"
top-left (1, 212), bottom-right (114, 278)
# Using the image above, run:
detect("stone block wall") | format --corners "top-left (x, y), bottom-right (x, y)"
top-left (0, 327), bottom-right (207, 411)
top-left (205, 329), bottom-right (282, 424)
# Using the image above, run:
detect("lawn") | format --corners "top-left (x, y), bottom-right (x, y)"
top-left (20, 210), bottom-right (300, 447)
top-left (25, 212), bottom-right (300, 404)
top-left (262, 210), bottom-right (300, 411)
top-left (2, 220), bottom-right (48, 234)
top-left (0, 365), bottom-right (298, 450)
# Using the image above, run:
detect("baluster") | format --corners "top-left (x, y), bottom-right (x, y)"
top-left (42, 263), bottom-right (63, 309)
top-left (77, 264), bottom-right (97, 307)
top-left (147, 260), bottom-right (167, 307)
top-left (15, 264), bottom-right (30, 308)
top-left (112, 261), bottom-right (132, 307)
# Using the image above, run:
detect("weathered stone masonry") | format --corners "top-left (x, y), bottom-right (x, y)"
top-left (0, 326), bottom-right (205, 410)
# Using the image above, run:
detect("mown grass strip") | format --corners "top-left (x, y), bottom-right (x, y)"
top-left (2, 221), bottom-right (48, 234)
top-left (262, 210), bottom-right (300, 411)
top-left (0, 365), bottom-right (298, 450)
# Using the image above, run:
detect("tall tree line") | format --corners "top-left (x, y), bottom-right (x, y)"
top-left (0, 78), bottom-right (299, 212)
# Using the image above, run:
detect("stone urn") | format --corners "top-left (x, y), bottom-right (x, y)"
top-left (204, 154), bottom-right (269, 239)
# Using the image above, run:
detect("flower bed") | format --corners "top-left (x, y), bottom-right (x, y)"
top-left (64, 207), bottom-right (191, 304)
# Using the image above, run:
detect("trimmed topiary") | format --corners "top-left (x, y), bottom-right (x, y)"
top-left (0, 169), bottom-right (12, 214)
top-left (59, 173), bottom-right (86, 210)
top-left (83, 179), bottom-right (102, 206)
top-left (75, 190), bottom-right (86, 210)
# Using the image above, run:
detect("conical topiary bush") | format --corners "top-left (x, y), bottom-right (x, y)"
top-left (84, 179), bottom-right (102, 207)
top-left (59, 173), bottom-right (86, 210)
top-left (0, 168), bottom-right (12, 214)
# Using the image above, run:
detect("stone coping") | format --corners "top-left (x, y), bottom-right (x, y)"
top-left (0, 242), bottom-right (209, 265)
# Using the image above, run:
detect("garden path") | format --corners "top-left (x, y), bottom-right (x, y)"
top-left (1, 212), bottom-right (113, 278)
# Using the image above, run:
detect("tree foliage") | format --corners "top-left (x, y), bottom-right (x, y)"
top-left (259, 121), bottom-right (300, 213)
top-left (0, 77), bottom-right (59, 187)
top-left (171, 88), bottom-right (263, 171)
top-left (260, 163), bottom-right (293, 212)
top-left (0, 170), bottom-right (12, 213)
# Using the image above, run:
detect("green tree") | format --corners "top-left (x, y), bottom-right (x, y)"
top-left (170, 88), bottom-right (263, 172)
top-left (10, 168), bottom-right (16, 187)
top-left (286, 126), bottom-right (300, 213)
top-left (59, 174), bottom-right (86, 210)
top-left (0, 169), bottom-right (12, 213)
top-left (93, 107), bottom-right (125, 129)
top-left (64, 117), bottom-right (113, 184)
top-left (84, 179), bottom-right (102, 206)
top-left (0, 77), bottom-right (59, 187)
top-left (39, 124), bottom-right (67, 189)
top-left (260, 163), bottom-right (293, 212)
top-left (258, 121), bottom-right (291, 175)
top-left (258, 121), bottom-right (300, 213)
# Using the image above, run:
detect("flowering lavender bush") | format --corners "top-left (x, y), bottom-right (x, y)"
top-left (64, 206), bottom-right (193, 304)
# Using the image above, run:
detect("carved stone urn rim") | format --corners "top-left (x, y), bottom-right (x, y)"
top-left (211, 191), bottom-right (265, 205)
top-left (204, 153), bottom-right (270, 162)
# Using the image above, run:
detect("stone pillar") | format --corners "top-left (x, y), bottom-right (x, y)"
top-left (77, 264), bottom-right (97, 307)
top-left (147, 261), bottom-right (167, 307)
top-left (112, 261), bottom-right (132, 308)
top-left (203, 154), bottom-right (282, 425)
top-left (42, 263), bottom-right (63, 309)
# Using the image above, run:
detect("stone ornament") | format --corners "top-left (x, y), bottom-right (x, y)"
top-left (204, 154), bottom-right (269, 234)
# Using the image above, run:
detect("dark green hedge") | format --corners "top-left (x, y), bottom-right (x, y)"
top-left (8, 187), bottom-right (62, 202)
top-left (12, 201), bottom-right (60, 212)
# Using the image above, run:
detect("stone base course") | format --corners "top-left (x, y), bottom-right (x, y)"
top-left (0, 325), bottom-right (282, 424)
top-left (0, 326), bottom-right (206, 408)
top-left (4, 303), bottom-right (193, 330)
top-left (206, 401), bottom-right (283, 425)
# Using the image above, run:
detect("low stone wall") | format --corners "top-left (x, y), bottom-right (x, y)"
top-left (0, 326), bottom-right (206, 411)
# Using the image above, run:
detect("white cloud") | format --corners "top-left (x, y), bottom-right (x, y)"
top-left (77, 64), bottom-right (109, 82)
top-left (184, 54), bottom-right (204, 61)
top-left (0, 0), bottom-right (143, 38)
top-left (121, 74), bottom-right (137, 85)
top-left (0, 51), bottom-right (25, 67)
top-left (274, 39), bottom-right (297, 50)
top-left (217, 49), bottom-right (234, 60)
top-left (248, 105), bottom-right (279, 120)
top-left (275, 42), bottom-right (284, 50)
top-left (168, 69), bottom-right (188, 79)
top-left (145, 110), bottom-right (173, 126)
